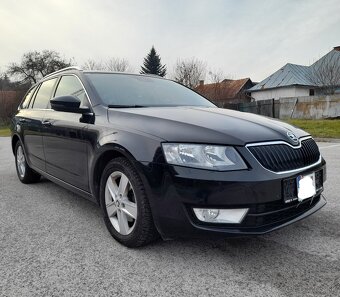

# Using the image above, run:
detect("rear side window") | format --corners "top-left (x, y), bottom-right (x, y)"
top-left (21, 87), bottom-right (36, 109)
top-left (32, 78), bottom-right (58, 109)
top-left (54, 75), bottom-right (90, 108)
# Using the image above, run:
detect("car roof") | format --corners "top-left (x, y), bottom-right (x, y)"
top-left (41, 67), bottom-right (166, 82)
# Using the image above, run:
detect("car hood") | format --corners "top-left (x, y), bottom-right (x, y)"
top-left (107, 107), bottom-right (309, 146)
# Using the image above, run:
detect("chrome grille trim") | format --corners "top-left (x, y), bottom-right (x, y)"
top-left (246, 136), bottom-right (322, 174)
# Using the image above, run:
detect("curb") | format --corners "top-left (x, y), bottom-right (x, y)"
top-left (314, 138), bottom-right (340, 143)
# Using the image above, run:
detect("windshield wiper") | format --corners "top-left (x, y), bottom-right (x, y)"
top-left (108, 104), bottom-right (147, 108)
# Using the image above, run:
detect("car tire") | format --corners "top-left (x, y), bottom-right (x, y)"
top-left (100, 157), bottom-right (159, 247)
top-left (15, 141), bottom-right (41, 184)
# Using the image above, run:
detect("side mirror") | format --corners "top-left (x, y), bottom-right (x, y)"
top-left (50, 96), bottom-right (90, 113)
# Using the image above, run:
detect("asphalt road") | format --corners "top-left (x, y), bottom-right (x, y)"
top-left (0, 137), bottom-right (339, 297)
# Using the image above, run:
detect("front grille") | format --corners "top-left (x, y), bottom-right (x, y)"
top-left (248, 138), bottom-right (320, 172)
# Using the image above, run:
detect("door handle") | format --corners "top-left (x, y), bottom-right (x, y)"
top-left (18, 119), bottom-right (27, 123)
top-left (42, 120), bottom-right (52, 126)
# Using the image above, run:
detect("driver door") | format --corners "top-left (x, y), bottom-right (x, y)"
top-left (42, 75), bottom-right (91, 191)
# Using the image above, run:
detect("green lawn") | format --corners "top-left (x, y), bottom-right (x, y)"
top-left (0, 126), bottom-right (10, 137)
top-left (285, 119), bottom-right (340, 139)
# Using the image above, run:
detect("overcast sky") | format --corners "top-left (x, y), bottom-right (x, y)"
top-left (1, 0), bottom-right (339, 81)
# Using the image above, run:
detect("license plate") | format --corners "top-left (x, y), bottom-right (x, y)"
top-left (297, 172), bottom-right (316, 202)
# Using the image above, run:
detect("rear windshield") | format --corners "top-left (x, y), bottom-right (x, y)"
top-left (85, 73), bottom-right (215, 107)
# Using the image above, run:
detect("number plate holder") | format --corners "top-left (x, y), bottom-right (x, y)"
top-left (297, 172), bottom-right (316, 202)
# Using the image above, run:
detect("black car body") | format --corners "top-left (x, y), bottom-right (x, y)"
top-left (11, 67), bottom-right (326, 247)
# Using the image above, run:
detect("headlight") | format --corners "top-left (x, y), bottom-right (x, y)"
top-left (162, 143), bottom-right (247, 171)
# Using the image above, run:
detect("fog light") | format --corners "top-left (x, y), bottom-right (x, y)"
top-left (193, 208), bottom-right (248, 224)
top-left (202, 209), bottom-right (220, 220)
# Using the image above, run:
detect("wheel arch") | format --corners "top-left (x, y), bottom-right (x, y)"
top-left (90, 143), bottom-right (141, 205)
top-left (11, 134), bottom-right (21, 155)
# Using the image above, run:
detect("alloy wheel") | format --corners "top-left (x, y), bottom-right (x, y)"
top-left (16, 145), bottom-right (26, 178)
top-left (105, 171), bottom-right (138, 235)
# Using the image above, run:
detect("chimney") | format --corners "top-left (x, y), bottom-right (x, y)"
top-left (199, 80), bottom-right (204, 86)
top-left (334, 46), bottom-right (340, 51)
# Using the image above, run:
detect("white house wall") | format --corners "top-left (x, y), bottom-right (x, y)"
top-left (251, 87), bottom-right (310, 101)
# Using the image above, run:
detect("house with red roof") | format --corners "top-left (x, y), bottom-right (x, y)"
top-left (195, 78), bottom-right (255, 106)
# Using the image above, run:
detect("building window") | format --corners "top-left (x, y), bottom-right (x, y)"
top-left (309, 89), bottom-right (315, 96)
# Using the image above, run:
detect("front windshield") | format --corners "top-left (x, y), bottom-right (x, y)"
top-left (85, 73), bottom-right (215, 107)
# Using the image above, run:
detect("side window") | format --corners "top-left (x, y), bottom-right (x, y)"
top-left (21, 86), bottom-right (36, 109)
top-left (32, 78), bottom-right (58, 109)
top-left (28, 86), bottom-right (39, 109)
top-left (54, 75), bottom-right (90, 108)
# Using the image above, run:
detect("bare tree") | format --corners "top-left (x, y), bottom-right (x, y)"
top-left (203, 70), bottom-right (237, 101)
top-left (82, 59), bottom-right (106, 71)
top-left (172, 58), bottom-right (207, 89)
top-left (7, 50), bottom-right (72, 85)
top-left (106, 58), bottom-right (132, 72)
top-left (206, 69), bottom-right (225, 100)
top-left (208, 69), bottom-right (224, 84)
top-left (308, 51), bottom-right (340, 95)
top-left (0, 71), bottom-right (11, 91)
top-left (83, 58), bottom-right (132, 72)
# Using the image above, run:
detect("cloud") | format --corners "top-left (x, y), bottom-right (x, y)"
top-left (0, 0), bottom-right (339, 81)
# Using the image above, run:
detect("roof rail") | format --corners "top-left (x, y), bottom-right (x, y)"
top-left (43, 66), bottom-right (82, 79)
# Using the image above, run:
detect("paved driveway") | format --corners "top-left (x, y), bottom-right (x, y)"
top-left (0, 137), bottom-right (339, 297)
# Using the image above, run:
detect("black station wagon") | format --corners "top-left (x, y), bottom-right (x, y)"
top-left (11, 67), bottom-right (326, 247)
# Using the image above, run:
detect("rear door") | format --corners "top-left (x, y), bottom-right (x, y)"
top-left (42, 75), bottom-right (91, 191)
top-left (20, 78), bottom-right (58, 170)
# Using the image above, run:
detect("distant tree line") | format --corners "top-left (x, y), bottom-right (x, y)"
top-left (0, 46), bottom-right (214, 124)
top-left (3, 46), bottom-right (340, 96)
top-left (1, 47), bottom-right (219, 93)
top-left (2, 46), bottom-right (339, 125)
top-left (82, 57), bottom-right (132, 72)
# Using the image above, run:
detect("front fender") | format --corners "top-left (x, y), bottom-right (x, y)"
top-left (87, 126), bottom-right (164, 200)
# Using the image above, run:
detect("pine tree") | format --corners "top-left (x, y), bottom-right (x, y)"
top-left (140, 46), bottom-right (167, 77)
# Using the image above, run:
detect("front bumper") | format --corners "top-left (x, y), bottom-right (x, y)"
top-left (138, 157), bottom-right (326, 240)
